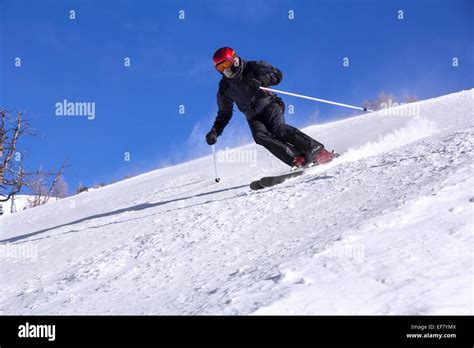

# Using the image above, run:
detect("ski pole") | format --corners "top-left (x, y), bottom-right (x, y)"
top-left (212, 145), bottom-right (220, 183)
top-left (260, 87), bottom-right (373, 112)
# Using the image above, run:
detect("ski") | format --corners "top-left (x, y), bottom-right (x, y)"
top-left (249, 150), bottom-right (341, 190)
top-left (250, 170), bottom-right (305, 190)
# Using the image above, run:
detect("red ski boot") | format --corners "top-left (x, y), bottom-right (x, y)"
top-left (307, 145), bottom-right (336, 166)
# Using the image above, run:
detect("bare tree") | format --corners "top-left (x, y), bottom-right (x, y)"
top-left (28, 167), bottom-right (48, 208)
top-left (28, 160), bottom-right (69, 207)
top-left (404, 94), bottom-right (419, 103)
top-left (0, 110), bottom-right (69, 213)
top-left (75, 182), bottom-right (89, 194)
top-left (53, 175), bottom-right (69, 198)
top-left (0, 110), bottom-right (30, 203)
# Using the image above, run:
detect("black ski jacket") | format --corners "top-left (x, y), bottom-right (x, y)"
top-left (212, 60), bottom-right (283, 135)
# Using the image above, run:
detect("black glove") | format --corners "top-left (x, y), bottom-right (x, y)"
top-left (206, 128), bottom-right (218, 145)
top-left (249, 78), bottom-right (262, 92)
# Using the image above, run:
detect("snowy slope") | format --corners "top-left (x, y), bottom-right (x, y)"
top-left (0, 89), bottom-right (472, 315)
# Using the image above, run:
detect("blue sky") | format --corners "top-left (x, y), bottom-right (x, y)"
top-left (1, 0), bottom-right (472, 192)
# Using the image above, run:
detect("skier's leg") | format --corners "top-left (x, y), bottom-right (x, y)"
top-left (262, 102), bottom-right (323, 154)
top-left (248, 117), bottom-right (297, 166)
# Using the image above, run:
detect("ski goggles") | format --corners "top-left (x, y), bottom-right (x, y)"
top-left (215, 60), bottom-right (233, 73)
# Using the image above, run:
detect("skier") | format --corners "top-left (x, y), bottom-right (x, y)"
top-left (205, 47), bottom-right (335, 169)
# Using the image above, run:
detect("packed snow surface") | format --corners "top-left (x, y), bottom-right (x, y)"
top-left (0, 89), bottom-right (473, 314)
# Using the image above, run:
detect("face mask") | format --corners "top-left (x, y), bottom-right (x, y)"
top-left (222, 68), bottom-right (234, 78)
top-left (220, 57), bottom-right (241, 79)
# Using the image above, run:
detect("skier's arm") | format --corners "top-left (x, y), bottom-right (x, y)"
top-left (212, 84), bottom-right (234, 136)
top-left (252, 60), bottom-right (283, 87)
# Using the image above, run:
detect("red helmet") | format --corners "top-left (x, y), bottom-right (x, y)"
top-left (212, 47), bottom-right (242, 78)
top-left (213, 47), bottom-right (236, 65)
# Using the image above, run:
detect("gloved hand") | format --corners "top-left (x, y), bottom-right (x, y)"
top-left (206, 128), bottom-right (218, 145)
top-left (249, 78), bottom-right (263, 92)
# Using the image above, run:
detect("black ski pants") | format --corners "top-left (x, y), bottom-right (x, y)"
top-left (247, 101), bottom-right (323, 166)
